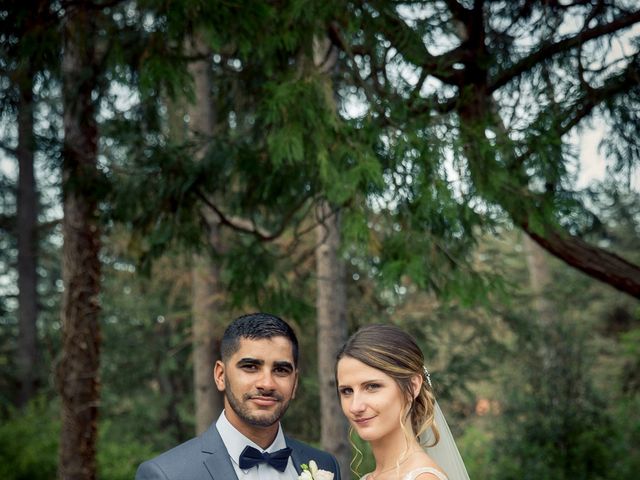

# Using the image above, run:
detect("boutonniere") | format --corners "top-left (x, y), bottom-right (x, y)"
top-left (298, 460), bottom-right (334, 480)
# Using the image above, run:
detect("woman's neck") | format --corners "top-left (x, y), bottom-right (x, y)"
top-left (369, 426), bottom-right (422, 473)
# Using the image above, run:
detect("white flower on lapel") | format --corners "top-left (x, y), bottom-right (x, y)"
top-left (298, 460), bottom-right (334, 480)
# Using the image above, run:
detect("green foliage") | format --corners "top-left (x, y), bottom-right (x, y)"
top-left (492, 307), bottom-right (624, 479)
top-left (98, 421), bottom-right (157, 480)
top-left (608, 396), bottom-right (640, 479)
top-left (457, 425), bottom-right (496, 479)
top-left (99, 247), bottom-right (195, 448)
top-left (0, 398), bottom-right (58, 480)
top-left (0, 398), bottom-right (159, 480)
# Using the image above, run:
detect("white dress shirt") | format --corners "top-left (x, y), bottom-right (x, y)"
top-left (216, 410), bottom-right (299, 480)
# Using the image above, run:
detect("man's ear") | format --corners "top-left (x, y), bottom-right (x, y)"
top-left (291, 369), bottom-right (299, 399)
top-left (214, 360), bottom-right (226, 392)
top-left (410, 374), bottom-right (423, 399)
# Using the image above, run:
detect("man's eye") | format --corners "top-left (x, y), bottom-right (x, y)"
top-left (241, 364), bottom-right (258, 371)
top-left (273, 367), bottom-right (291, 375)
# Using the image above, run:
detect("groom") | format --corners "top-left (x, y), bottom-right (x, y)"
top-left (136, 312), bottom-right (341, 480)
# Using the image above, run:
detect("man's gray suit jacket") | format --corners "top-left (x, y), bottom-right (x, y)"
top-left (135, 423), bottom-right (342, 480)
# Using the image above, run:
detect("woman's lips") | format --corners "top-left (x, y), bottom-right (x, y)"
top-left (353, 415), bottom-right (376, 425)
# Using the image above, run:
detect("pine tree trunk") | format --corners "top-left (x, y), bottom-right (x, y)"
top-left (56, 10), bottom-right (102, 480)
top-left (315, 201), bottom-right (351, 479)
top-left (523, 234), bottom-right (556, 371)
top-left (16, 72), bottom-right (39, 407)
top-left (523, 234), bottom-right (554, 322)
top-left (192, 245), bottom-right (223, 433)
top-left (311, 36), bottom-right (351, 478)
top-left (186, 33), bottom-right (223, 434)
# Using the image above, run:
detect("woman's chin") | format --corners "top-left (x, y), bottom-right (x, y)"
top-left (353, 427), bottom-right (380, 442)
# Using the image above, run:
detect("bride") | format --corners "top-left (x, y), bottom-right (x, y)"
top-left (335, 324), bottom-right (470, 480)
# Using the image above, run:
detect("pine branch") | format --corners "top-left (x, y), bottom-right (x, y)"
top-left (489, 9), bottom-right (640, 92)
top-left (0, 213), bottom-right (15, 233)
top-left (513, 53), bottom-right (640, 164)
top-left (558, 55), bottom-right (640, 136)
top-left (367, 2), bottom-right (464, 85)
top-left (0, 140), bottom-right (17, 157)
top-left (443, 0), bottom-right (471, 23)
top-left (196, 189), bottom-right (312, 242)
top-left (523, 224), bottom-right (640, 298)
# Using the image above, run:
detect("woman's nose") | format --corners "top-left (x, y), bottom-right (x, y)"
top-left (349, 392), bottom-right (366, 414)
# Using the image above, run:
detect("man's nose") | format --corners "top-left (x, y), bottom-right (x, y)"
top-left (255, 369), bottom-right (277, 390)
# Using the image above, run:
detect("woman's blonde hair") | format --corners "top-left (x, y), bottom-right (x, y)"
top-left (336, 324), bottom-right (440, 444)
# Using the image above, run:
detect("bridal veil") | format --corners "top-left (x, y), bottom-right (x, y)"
top-left (420, 400), bottom-right (470, 480)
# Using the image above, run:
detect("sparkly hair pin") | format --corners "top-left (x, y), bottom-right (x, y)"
top-left (423, 366), bottom-right (432, 388)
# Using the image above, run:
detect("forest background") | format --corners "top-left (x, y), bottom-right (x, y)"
top-left (1, 1), bottom-right (639, 479)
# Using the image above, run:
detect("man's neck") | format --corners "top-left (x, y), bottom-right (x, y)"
top-left (224, 411), bottom-right (280, 449)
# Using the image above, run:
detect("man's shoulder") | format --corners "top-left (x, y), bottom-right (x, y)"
top-left (286, 437), bottom-right (330, 455)
top-left (135, 435), bottom-right (206, 480)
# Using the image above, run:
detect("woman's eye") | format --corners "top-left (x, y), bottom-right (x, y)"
top-left (339, 387), bottom-right (353, 396)
top-left (365, 383), bottom-right (381, 391)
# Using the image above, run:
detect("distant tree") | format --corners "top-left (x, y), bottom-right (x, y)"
top-left (0, 0), bottom-right (59, 407)
top-left (315, 201), bottom-right (351, 478)
top-left (184, 31), bottom-right (225, 434)
top-left (15, 58), bottom-right (39, 409)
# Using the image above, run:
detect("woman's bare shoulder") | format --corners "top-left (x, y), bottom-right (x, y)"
top-left (404, 452), bottom-right (448, 480)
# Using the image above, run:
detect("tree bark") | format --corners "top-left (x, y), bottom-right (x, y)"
top-left (315, 201), bottom-right (351, 479)
top-left (191, 244), bottom-right (223, 434)
top-left (16, 71), bottom-right (39, 407)
top-left (56, 9), bottom-right (102, 480)
top-left (523, 223), bottom-right (640, 298)
top-left (185, 33), bottom-right (223, 434)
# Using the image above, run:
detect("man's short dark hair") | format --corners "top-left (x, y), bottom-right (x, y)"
top-left (220, 313), bottom-right (299, 366)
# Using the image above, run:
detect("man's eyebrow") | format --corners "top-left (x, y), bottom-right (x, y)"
top-left (236, 358), bottom-right (264, 366)
top-left (273, 361), bottom-right (294, 370)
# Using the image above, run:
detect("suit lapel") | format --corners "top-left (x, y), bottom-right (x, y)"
top-left (201, 424), bottom-right (240, 480)
top-left (287, 437), bottom-right (304, 475)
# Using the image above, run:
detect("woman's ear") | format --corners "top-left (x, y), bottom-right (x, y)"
top-left (410, 374), bottom-right (423, 399)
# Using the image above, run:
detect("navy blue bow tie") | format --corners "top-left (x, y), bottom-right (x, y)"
top-left (239, 445), bottom-right (292, 472)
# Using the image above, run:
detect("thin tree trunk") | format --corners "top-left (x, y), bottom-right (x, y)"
top-left (315, 201), bottom-right (350, 479)
top-left (523, 234), bottom-right (556, 373)
top-left (16, 72), bottom-right (39, 407)
top-left (56, 9), bottom-right (102, 480)
top-left (186, 33), bottom-right (223, 434)
top-left (312, 36), bottom-right (351, 478)
top-left (523, 235), bottom-right (554, 323)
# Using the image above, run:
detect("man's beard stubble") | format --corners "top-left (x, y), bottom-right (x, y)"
top-left (224, 380), bottom-right (291, 427)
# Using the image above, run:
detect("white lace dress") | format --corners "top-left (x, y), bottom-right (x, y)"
top-left (360, 467), bottom-right (448, 480)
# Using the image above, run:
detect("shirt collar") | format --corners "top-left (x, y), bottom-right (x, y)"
top-left (216, 410), bottom-right (288, 467)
